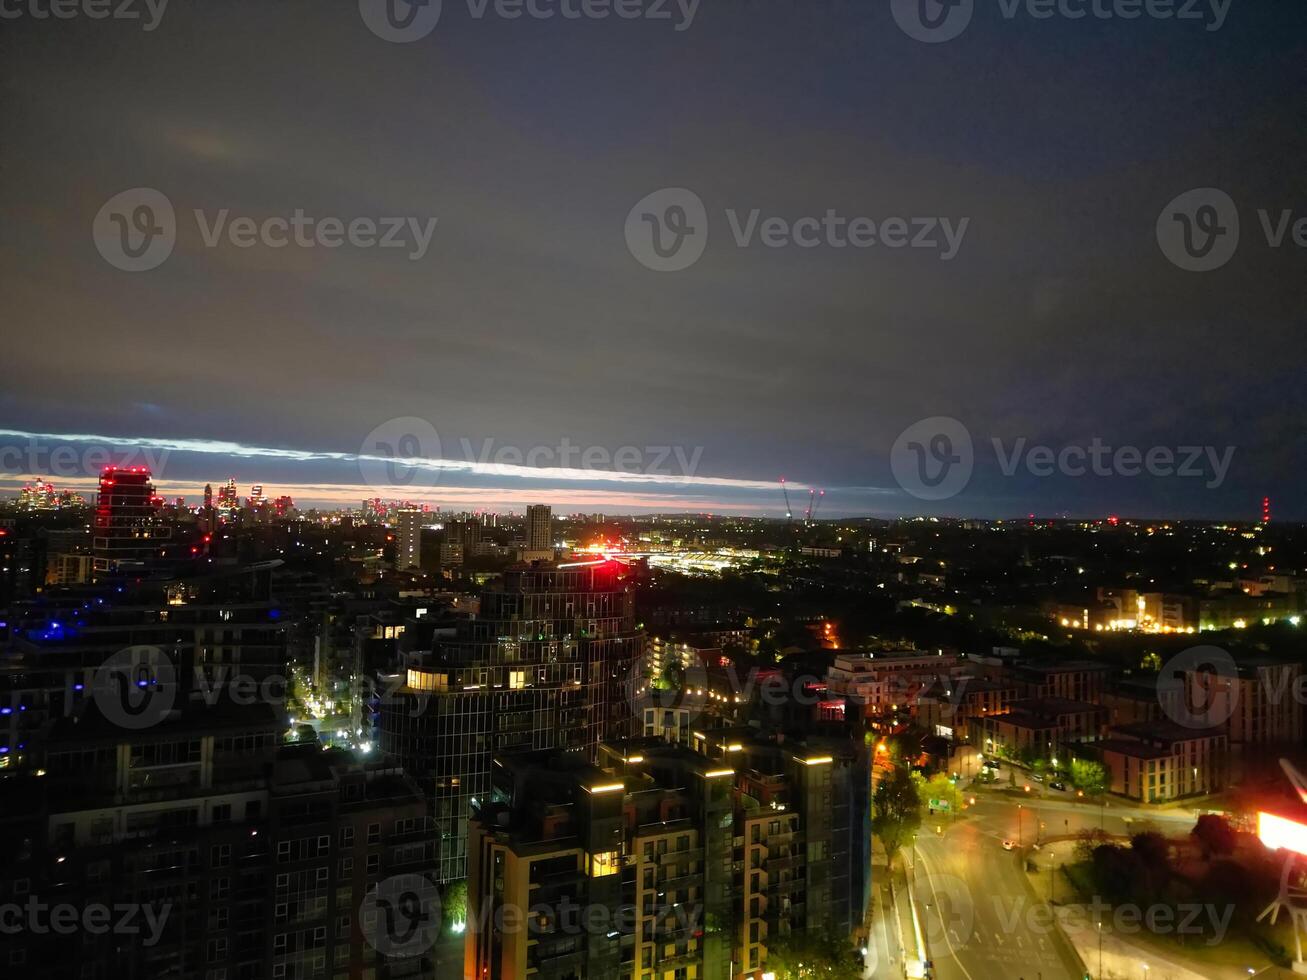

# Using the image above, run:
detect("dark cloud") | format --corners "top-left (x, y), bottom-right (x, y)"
top-left (1, 0), bottom-right (1303, 517)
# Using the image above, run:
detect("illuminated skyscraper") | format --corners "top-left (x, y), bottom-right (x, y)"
top-left (202, 483), bottom-right (216, 534)
top-left (216, 477), bottom-right (238, 518)
top-left (92, 466), bottom-right (169, 578)
top-left (396, 506), bottom-right (425, 570)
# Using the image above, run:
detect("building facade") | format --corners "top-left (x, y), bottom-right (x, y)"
top-left (380, 560), bottom-right (645, 882)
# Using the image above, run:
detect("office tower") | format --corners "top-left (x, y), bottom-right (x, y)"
top-left (91, 466), bottom-right (169, 578)
top-left (202, 482), bottom-right (216, 534)
top-left (380, 559), bottom-right (644, 881)
top-left (526, 503), bottom-right (552, 551)
top-left (396, 507), bottom-right (425, 571)
top-left (217, 477), bottom-right (239, 518)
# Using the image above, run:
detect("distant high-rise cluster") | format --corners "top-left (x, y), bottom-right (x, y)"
top-left (15, 480), bottom-right (85, 511)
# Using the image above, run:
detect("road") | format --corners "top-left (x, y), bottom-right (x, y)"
top-left (871, 789), bottom-right (1203, 980)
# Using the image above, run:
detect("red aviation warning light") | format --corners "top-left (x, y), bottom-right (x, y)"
top-left (1263, 497), bottom-right (1272, 524)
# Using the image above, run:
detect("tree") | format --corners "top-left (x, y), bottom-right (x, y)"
top-left (1091, 844), bottom-right (1137, 901)
top-left (914, 772), bottom-right (961, 817)
top-left (653, 661), bottom-right (682, 691)
top-left (1130, 831), bottom-right (1172, 900)
top-left (873, 765), bottom-right (922, 868)
top-left (1191, 813), bottom-right (1237, 859)
top-left (764, 926), bottom-right (863, 980)
top-left (1074, 828), bottom-right (1111, 864)
top-left (1070, 758), bottom-right (1108, 796)
top-left (886, 729), bottom-right (924, 766)
top-left (442, 879), bottom-right (468, 932)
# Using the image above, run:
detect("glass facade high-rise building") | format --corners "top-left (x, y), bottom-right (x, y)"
top-left (380, 559), bottom-right (644, 881)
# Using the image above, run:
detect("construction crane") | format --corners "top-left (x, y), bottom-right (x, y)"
top-left (804, 489), bottom-right (815, 525)
top-left (811, 489), bottom-right (826, 522)
top-left (780, 478), bottom-right (793, 522)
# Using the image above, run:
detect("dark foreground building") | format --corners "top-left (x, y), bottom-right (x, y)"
top-left (0, 699), bottom-right (438, 980)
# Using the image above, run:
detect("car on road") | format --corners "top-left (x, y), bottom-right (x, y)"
top-left (1031, 772), bottom-right (1043, 782)
top-left (1002, 839), bottom-right (1017, 850)
top-left (1049, 780), bottom-right (1067, 791)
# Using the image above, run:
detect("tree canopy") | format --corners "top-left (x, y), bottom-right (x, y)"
top-left (873, 765), bottom-right (922, 867)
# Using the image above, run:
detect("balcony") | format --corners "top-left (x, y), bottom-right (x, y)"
top-left (656, 870), bottom-right (700, 892)
top-left (766, 854), bottom-right (801, 874)
top-left (657, 846), bottom-right (702, 865)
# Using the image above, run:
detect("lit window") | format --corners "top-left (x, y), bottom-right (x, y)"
top-left (589, 851), bottom-right (619, 877)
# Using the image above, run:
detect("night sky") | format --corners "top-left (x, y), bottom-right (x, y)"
top-left (2, 0), bottom-right (1304, 518)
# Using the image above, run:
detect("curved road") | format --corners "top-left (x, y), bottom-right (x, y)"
top-left (887, 791), bottom-right (1201, 980)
